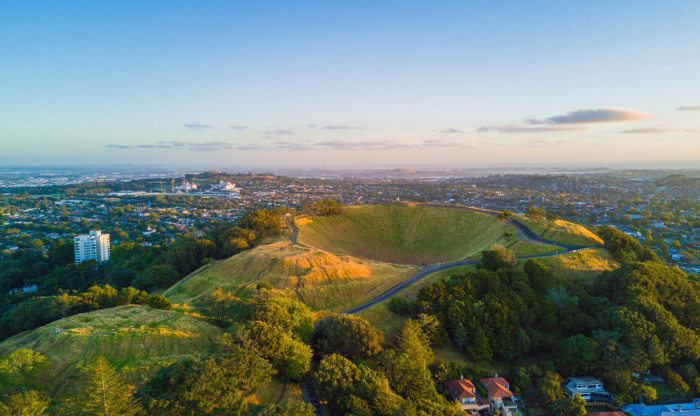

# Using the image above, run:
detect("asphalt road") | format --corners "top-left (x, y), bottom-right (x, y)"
top-left (342, 204), bottom-right (600, 314)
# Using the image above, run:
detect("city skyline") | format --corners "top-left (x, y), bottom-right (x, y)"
top-left (1, 1), bottom-right (699, 167)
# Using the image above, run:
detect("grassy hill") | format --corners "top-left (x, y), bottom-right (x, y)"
top-left (517, 216), bottom-right (604, 246)
top-left (0, 305), bottom-right (221, 398)
top-left (296, 204), bottom-right (513, 264)
top-left (166, 240), bottom-right (417, 311)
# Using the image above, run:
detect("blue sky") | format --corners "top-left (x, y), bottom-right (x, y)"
top-left (1, 1), bottom-right (699, 167)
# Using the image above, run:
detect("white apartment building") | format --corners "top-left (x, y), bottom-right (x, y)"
top-left (74, 230), bottom-right (110, 263)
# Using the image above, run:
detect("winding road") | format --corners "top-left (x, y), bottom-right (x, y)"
top-left (289, 203), bottom-right (599, 315)
top-left (295, 204), bottom-right (601, 413)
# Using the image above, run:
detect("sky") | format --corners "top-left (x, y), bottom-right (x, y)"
top-left (1, 1), bottom-right (699, 168)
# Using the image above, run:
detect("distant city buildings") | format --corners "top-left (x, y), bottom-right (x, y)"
top-left (74, 230), bottom-right (110, 263)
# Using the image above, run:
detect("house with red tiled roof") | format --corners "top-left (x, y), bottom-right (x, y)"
top-left (480, 376), bottom-right (520, 416)
top-left (446, 376), bottom-right (490, 414)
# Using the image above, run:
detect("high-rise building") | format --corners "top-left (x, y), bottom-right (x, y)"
top-left (74, 230), bottom-right (110, 263)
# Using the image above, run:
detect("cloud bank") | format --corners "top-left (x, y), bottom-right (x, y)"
top-left (678, 106), bottom-right (700, 111)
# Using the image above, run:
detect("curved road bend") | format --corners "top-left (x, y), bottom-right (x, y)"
top-left (342, 204), bottom-right (600, 314)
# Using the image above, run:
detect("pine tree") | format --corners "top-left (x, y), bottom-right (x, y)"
top-left (79, 357), bottom-right (142, 416)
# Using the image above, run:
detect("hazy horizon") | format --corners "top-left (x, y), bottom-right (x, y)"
top-left (2, 1), bottom-right (699, 167)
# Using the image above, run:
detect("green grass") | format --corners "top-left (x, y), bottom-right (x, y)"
top-left (0, 305), bottom-right (221, 399)
top-left (297, 204), bottom-right (514, 265)
top-left (517, 216), bottom-right (604, 246)
top-left (167, 240), bottom-right (417, 312)
top-left (535, 247), bottom-right (619, 282)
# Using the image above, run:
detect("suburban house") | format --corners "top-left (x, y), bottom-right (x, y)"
top-left (445, 376), bottom-right (489, 414)
top-left (563, 377), bottom-right (613, 402)
top-left (623, 399), bottom-right (700, 416)
top-left (480, 376), bottom-right (519, 416)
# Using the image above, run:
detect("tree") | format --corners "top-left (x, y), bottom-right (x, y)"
top-left (78, 357), bottom-right (142, 416)
top-left (4, 391), bottom-right (49, 416)
top-left (467, 327), bottom-right (492, 361)
top-left (525, 205), bottom-right (546, 219)
top-left (481, 245), bottom-right (516, 271)
top-left (550, 393), bottom-right (586, 416)
top-left (252, 400), bottom-right (315, 416)
top-left (132, 264), bottom-right (180, 292)
top-left (397, 319), bottom-right (433, 366)
top-left (537, 371), bottom-right (564, 408)
top-left (147, 294), bottom-right (173, 310)
top-left (240, 209), bottom-right (282, 237)
top-left (313, 314), bottom-right (383, 359)
top-left (275, 336), bottom-right (312, 381)
top-left (0, 348), bottom-right (49, 392)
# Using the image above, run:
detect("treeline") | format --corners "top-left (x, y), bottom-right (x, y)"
top-left (0, 208), bottom-right (284, 343)
top-left (389, 230), bottom-right (699, 404)
top-left (170, 287), bottom-right (462, 415)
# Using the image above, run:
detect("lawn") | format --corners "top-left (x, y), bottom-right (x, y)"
top-left (297, 204), bottom-right (513, 264)
top-left (0, 305), bottom-right (221, 399)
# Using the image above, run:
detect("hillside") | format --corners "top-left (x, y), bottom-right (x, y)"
top-left (296, 204), bottom-right (513, 264)
top-left (536, 247), bottom-right (620, 281)
top-left (517, 216), bottom-right (604, 246)
top-left (166, 240), bottom-right (417, 311)
top-left (0, 305), bottom-right (221, 399)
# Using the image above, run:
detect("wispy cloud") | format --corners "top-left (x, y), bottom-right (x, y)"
top-left (528, 139), bottom-right (570, 146)
top-left (678, 106), bottom-right (700, 111)
top-left (322, 125), bottom-right (358, 130)
top-left (306, 123), bottom-right (317, 128)
top-left (440, 128), bottom-right (463, 134)
top-left (230, 125), bottom-right (249, 130)
top-left (188, 141), bottom-right (233, 151)
top-left (273, 141), bottom-right (314, 151)
top-left (184, 123), bottom-right (214, 131)
top-left (477, 125), bottom-right (585, 134)
top-left (619, 127), bottom-right (696, 134)
top-left (422, 139), bottom-right (476, 148)
top-left (237, 145), bottom-right (268, 151)
top-left (266, 129), bottom-right (295, 136)
top-left (315, 140), bottom-right (414, 150)
top-left (104, 141), bottom-right (231, 151)
top-left (528, 107), bottom-right (653, 125)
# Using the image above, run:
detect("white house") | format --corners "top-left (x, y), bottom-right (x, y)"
top-left (563, 377), bottom-right (611, 402)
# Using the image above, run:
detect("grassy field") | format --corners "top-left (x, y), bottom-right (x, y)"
top-left (0, 305), bottom-right (221, 399)
top-left (166, 240), bottom-right (417, 312)
top-left (517, 216), bottom-right (604, 246)
top-left (297, 204), bottom-right (514, 264)
top-left (535, 247), bottom-right (619, 282)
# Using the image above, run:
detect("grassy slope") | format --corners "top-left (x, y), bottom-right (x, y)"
top-left (0, 305), bottom-right (221, 398)
top-left (536, 247), bottom-right (619, 282)
top-left (297, 204), bottom-right (513, 264)
top-left (166, 240), bottom-right (417, 312)
top-left (517, 216), bottom-right (604, 246)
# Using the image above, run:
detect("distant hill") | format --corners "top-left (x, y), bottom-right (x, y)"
top-left (0, 305), bottom-right (221, 399)
top-left (296, 204), bottom-right (512, 264)
top-left (656, 174), bottom-right (700, 187)
top-left (166, 240), bottom-right (417, 311)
